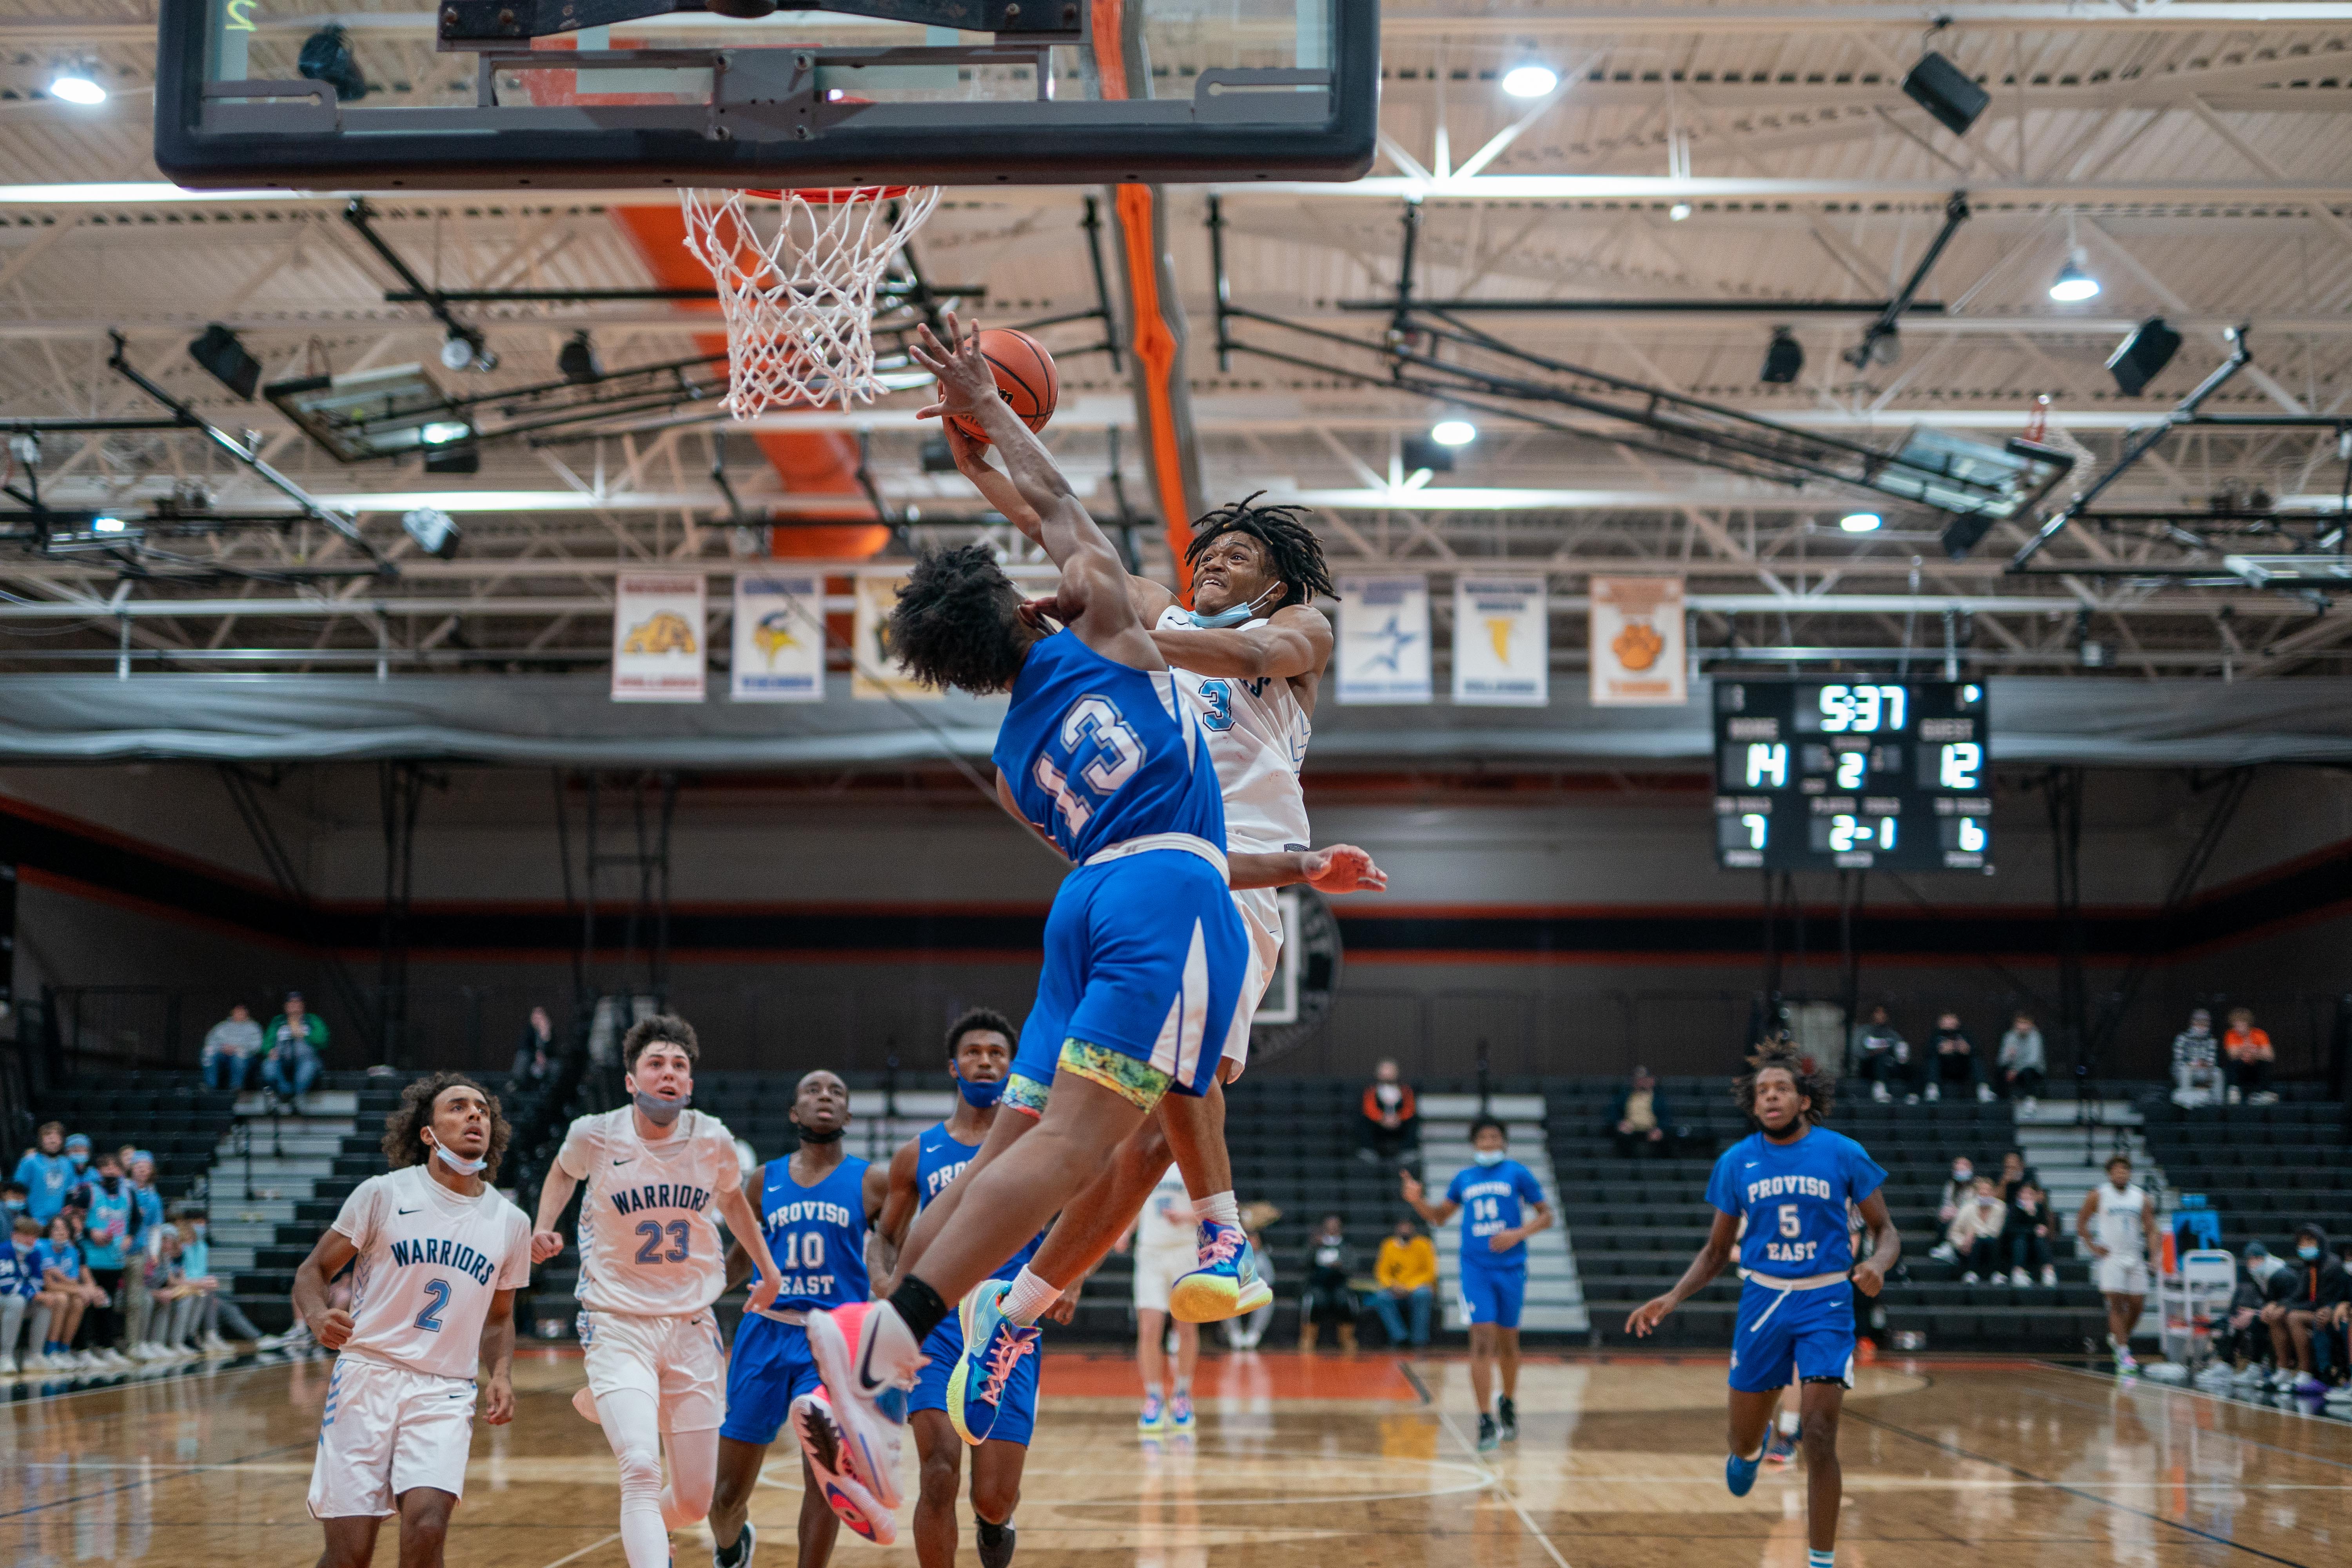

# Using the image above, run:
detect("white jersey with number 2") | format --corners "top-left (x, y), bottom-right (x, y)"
top-left (557, 1107), bottom-right (742, 1317)
top-left (330, 1163), bottom-right (532, 1380)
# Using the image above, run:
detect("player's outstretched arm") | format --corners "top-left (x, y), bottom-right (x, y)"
top-left (717, 1183), bottom-right (782, 1316)
top-left (1399, 1170), bottom-right (1457, 1229)
top-left (1850, 1191), bottom-right (1899, 1297)
top-left (530, 1165), bottom-right (579, 1265)
top-left (1229, 843), bottom-right (1388, 894)
top-left (867, 1145), bottom-right (915, 1296)
top-left (478, 1288), bottom-right (517, 1425)
top-left (943, 423), bottom-right (1044, 544)
top-left (1151, 604), bottom-right (1332, 682)
top-left (1626, 1209), bottom-right (1738, 1338)
top-left (291, 1230), bottom-right (361, 1348)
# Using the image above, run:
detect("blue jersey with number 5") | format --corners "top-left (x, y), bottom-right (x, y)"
top-left (751, 1155), bottom-right (870, 1312)
top-left (1706, 1126), bottom-right (1885, 1280)
top-left (992, 630), bottom-right (1228, 863)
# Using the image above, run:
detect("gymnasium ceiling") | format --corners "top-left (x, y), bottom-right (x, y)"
top-left (5, 2), bottom-right (2352, 681)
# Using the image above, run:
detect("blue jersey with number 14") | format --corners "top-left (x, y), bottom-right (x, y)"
top-left (751, 1154), bottom-right (870, 1312)
top-left (992, 629), bottom-right (1228, 863)
top-left (1706, 1126), bottom-right (1885, 1280)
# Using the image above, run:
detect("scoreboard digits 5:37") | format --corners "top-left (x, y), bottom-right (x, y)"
top-left (1713, 681), bottom-right (1993, 872)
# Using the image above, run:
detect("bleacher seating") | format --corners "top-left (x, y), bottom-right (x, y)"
top-left (18, 1071), bottom-right (240, 1203)
top-left (2138, 1091), bottom-right (2351, 1253)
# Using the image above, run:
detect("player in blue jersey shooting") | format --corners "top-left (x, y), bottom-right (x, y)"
top-left (803, 313), bottom-right (1378, 1514)
top-left (1626, 1042), bottom-right (1899, 1568)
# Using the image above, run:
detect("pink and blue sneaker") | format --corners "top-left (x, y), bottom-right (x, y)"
top-left (1168, 1221), bottom-right (1273, 1324)
top-left (948, 1278), bottom-right (1040, 1447)
top-left (1167, 1389), bottom-right (1194, 1431)
top-left (1137, 1391), bottom-right (1166, 1432)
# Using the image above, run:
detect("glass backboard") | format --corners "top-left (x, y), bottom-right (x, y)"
top-left (154, 0), bottom-right (1377, 191)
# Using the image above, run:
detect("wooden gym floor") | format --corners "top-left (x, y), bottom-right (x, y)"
top-left (2, 1348), bottom-right (2345, 1566)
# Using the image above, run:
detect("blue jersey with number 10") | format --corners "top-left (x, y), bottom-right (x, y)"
top-left (751, 1154), bottom-right (870, 1312)
top-left (992, 630), bottom-right (1228, 863)
top-left (1706, 1126), bottom-right (1886, 1279)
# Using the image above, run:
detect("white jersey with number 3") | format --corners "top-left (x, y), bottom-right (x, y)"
top-left (330, 1163), bottom-right (532, 1380)
top-left (557, 1107), bottom-right (742, 1317)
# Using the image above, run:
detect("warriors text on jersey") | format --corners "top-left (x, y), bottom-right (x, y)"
top-left (556, 1106), bottom-right (742, 1315)
top-left (328, 1164), bottom-right (532, 1379)
top-left (752, 1154), bottom-right (871, 1311)
top-left (1706, 1126), bottom-right (1887, 1279)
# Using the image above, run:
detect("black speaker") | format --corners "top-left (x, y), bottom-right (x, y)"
top-left (1902, 51), bottom-right (1989, 138)
top-left (1399, 436), bottom-right (1455, 474)
top-left (1760, 327), bottom-right (1804, 384)
top-left (187, 323), bottom-right (260, 401)
top-left (2107, 317), bottom-right (2182, 397)
top-left (423, 441), bottom-right (480, 475)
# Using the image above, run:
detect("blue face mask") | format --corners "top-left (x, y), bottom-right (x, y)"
top-left (67, 1152), bottom-right (87, 1169)
top-left (432, 1142), bottom-right (488, 1176)
top-left (956, 1074), bottom-right (1006, 1109)
top-left (1473, 1149), bottom-right (1504, 1167)
top-left (633, 1089), bottom-right (689, 1126)
top-left (1185, 584), bottom-right (1280, 629)
top-left (2299, 1243), bottom-right (2322, 1261)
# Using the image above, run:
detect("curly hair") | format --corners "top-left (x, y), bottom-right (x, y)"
top-left (381, 1072), bottom-right (510, 1181)
top-left (622, 1013), bottom-right (699, 1072)
top-left (944, 1006), bottom-right (1019, 1060)
top-left (1186, 492), bottom-right (1336, 612)
top-left (887, 542), bottom-right (1030, 695)
top-left (1733, 1038), bottom-right (1837, 1124)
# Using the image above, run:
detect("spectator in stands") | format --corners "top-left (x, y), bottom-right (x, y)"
top-left (1299, 1213), bottom-right (1358, 1353)
top-left (513, 1005), bottom-right (557, 1082)
top-left (1927, 1156), bottom-right (1976, 1261)
top-left (139, 1230), bottom-right (192, 1361)
top-left (1357, 1060), bottom-right (1420, 1171)
top-left (2, 1180), bottom-right (24, 1226)
top-left (33, 1214), bottom-right (101, 1371)
top-left (1993, 1149), bottom-right (2032, 1203)
top-left (1927, 1013), bottom-right (1993, 1103)
top-left (2219, 1242), bottom-right (2284, 1382)
top-left (1997, 1012), bottom-right (2046, 1112)
top-left (2261, 1223), bottom-right (2348, 1394)
top-left (1852, 1005), bottom-right (1916, 1103)
top-left (169, 1206), bottom-right (256, 1354)
top-left (77, 1152), bottom-right (135, 1367)
top-left (14, 1123), bottom-right (75, 1224)
top-left (1608, 1065), bottom-right (1678, 1158)
top-left (2006, 1180), bottom-right (2058, 1286)
top-left (260, 990), bottom-right (327, 1106)
top-left (201, 1002), bottom-right (261, 1092)
top-left (1372, 1216), bottom-right (1437, 1348)
top-left (0, 1212), bottom-right (39, 1374)
top-left (1945, 1176), bottom-right (2010, 1282)
top-left (2222, 1007), bottom-right (2278, 1106)
top-left (2171, 1008), bottom-right (2223, 1108)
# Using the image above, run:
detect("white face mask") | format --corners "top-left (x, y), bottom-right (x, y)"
top-left (431, 1141), bottom-right (488, 1176)
top-left (1473, 1149), bottom-right (1504, 1167)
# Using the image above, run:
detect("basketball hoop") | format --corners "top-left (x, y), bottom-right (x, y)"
top-left (679, 184), bottom-right (942, 418)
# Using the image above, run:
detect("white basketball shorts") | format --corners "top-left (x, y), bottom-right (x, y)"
top-left (2095, 1257), bottom-right (2151, 1297)
top-left (308, 1355), bottom-right (478, 1519)
top-left (1132, 1249), bottom-right (1196, 1314)
top-left (579, 1307), bottom-right (728, 1433)
top-left (1218, 887), bottom-right (1285, 1077)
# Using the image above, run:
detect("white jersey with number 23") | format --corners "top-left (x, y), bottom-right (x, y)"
top-left (557, 1106), bottom-right (742, 1317)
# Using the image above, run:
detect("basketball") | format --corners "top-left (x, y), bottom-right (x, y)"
top-left (947, 327), bottom-right (1058, 445)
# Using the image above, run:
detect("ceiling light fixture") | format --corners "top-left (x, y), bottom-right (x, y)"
top-left (2048, 249), bottom-right (2100, 303)
top-left (1839, 511), bottom-right (1883, 533)
top-left (49, 68), bottom-right (106, 106)
top-left (557, 330), bottom-right (601, 385)
top-left (1429, 417), bottom-right (1477, 447)
top-left (1668, 202), bottom-right (1692, 221)
top-left (1501, 64), bottom-right (1558, 99)
top-left (91, 515), bottom-right (126, 534)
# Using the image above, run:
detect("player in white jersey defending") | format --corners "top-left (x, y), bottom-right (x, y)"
top-left (530, 1015), bottom-right (782, 1568)
top-left (292, 1072), bottom-right (532, 1568)
top-left (900, 436), bottom-right (1348, 1327)
top-left (2076, 1151), bottom-right (2159, 1375)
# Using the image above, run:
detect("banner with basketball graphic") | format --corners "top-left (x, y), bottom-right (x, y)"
top-left (610, 571), bottom-right (708, 703)
top-left (1452, 576), bottom-right (1549, 706)
top-left (1589, 575), bottom-right (1688, 706)
top-left (851, 570), bottom-right (941, 701)
top-left (1335, 573), bottom-right (1432, 704)
top-left (730, 574), bottom-right (826, 703)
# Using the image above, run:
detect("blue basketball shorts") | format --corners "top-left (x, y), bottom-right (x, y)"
top-left (1727, 1278), bottom-right (1857, 1393)
top-left (720, 1312), bottom-right (824, 1446)
top-left (1458, 1264), bottom-right (1527, 1329)
top-left (908, 1310), bottom-right (1038, 1446)
top-left (1006, 848), bottom-right (1250, 1112)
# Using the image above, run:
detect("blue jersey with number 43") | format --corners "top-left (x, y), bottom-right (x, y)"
top-left (992, 630), bottom-right (1228, 863)
top-left (1706, 1126), bottom-right (1885, 1279)
top-left (750, 1154), bottom-right (870, 1312)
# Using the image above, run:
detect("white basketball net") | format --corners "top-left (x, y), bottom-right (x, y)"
top-left (679, 185), bottom-right (943, 419)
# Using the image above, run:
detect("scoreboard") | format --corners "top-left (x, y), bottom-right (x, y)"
top-left (1712, 680), bottom-right (1992, 872)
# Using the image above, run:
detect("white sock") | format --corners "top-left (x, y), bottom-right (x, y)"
top-left (1000, 1267), bottom-right (1061, 1328)
top-left (1193, 1191), bottom-right (1241, 1231)
top-left (1173, 1377), bottom-right (1190, 1397)
top-left (1808, 1551), bottom-right (1835, 1568)
top-left (1778, 1409), bottom-right (1802, 1436)
top-left (1143, 1380), bottom-right (1163, 1399)
top-left (596, 1388), bottom-right (671, 1568)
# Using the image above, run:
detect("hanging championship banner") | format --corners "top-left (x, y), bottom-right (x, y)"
top-left (611, 571), bottom-right (707, 703)
top-left (1589, 575), bottom-right (1688, 706)
top-left (851, 570), bottom-right (940, 701)
top-left (1452, 575), bottom-right (1548, 706)
top-left (731, 574), bottom-right (827, 702)
top-left (1336, 573), bottom-right (1432, 704)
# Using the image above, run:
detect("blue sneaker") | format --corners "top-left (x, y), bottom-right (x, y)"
top-left (947, 1279), bottom-right (1040, 1448)
top-left (1168, 1390), bottom-right (1194, 1430)
top-left (1137, 1391), bottom-right (1166, 1432)
top-left (1168, 1221), bottom-right (1273, 1324)
top-left (1726, 1446), bottom-right (1764, 1497)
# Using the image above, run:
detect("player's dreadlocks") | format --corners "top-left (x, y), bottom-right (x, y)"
top-left (1187, 492), bottom-right (1337, 612)
top-left (1732, 1036), bottom-right (1838, 1125)
top-left (381, 1072), bottom-right (510, 1181)
top-left (888, 542), bottom-right (1032, 695)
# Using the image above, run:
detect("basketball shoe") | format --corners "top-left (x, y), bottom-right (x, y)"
top-left (807, 1301), bottom-right (919, 1510)
top-left (1167, 1220), bottom-right (1272, 1323)
top-left (948, 1278), bottom-right (1040, 1446)
top-left (1137, 1391), bottom-right (1166, 1432)
top-left (1168, 1389), bottom-right (1194, 1431)
top-left (975, 1519), bottom-right (1017, 1568)
top-left (1764, 1421), bottom-right (1800, 1465)
top-left (790, 1392), bottom-right (896, 1545)
top-left (1725, 1444), bottom-right (1765, 1497)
